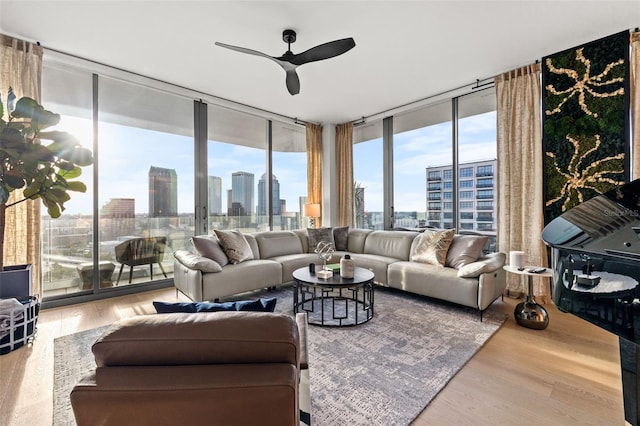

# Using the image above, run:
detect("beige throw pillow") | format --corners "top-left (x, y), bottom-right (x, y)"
top-left (445, 235), bottom-right (489, 269)
top-left (410, 229), bottom-right (455, 266)
top-left (214, 229), bottom-right (254, 264)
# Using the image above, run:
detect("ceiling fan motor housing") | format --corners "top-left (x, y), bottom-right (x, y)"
top-left (282, 29), bottom-right (297, 44)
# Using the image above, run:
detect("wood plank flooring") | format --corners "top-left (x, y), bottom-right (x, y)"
top-left (0, 288), bottom-right (626, 426)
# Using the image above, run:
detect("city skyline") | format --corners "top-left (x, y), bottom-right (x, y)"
top-left (47, 110), bottom-right (496, 218)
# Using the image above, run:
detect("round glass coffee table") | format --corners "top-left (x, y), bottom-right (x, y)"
top-left (293, 266), bottom-right (375, 327)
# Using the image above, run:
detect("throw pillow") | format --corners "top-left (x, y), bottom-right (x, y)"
top-left (307, 227), bottom-right (335, 253)
top-left (410, 229), bottom-right (455, 266)
top-left (173, 250), bottom-right (222, 273)
top-left (191, 235), bottom-right (229, 267)
top-left (333, 226), bottom-right (349, 251)
top-left (153, 297), bottom-right (277, 314)
top-left (214, 229), bottom-right (254, 264)
top-left (445, 235), bottom-right (489, 269)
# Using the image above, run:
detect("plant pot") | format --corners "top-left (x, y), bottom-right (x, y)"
top-left (0, 264), bottom-right (33, 299)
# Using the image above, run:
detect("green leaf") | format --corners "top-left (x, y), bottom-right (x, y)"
top-left (33, 108), bottom-right (60, 130)
top-left (42, 196), bottom-right (61, 218)
top-left (69, 147), bottom-right (93, 166)
top-left (11, 97), bottom-right (38, 119)
top-left (3, 173), bottom-right (25, 190)
top-left (0, 93), bottom-right (4, 119)
top-left (0, 127), bottom-right (26, 149)
top-left (65, 181), bottom-right (87, 193)
top-left (23, 182), bottom-right (41, 199)
top-left (57, 160), bottom-right (76, 171)
top-left (21, 144), bottom-right (55, 163)
top-left (57, 166), bottom-right (82, 180)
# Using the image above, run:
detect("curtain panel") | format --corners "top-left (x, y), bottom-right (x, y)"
top-left (632, 31), bottom-right (640, 180)
top-left (305, 123), bottom-right (323, 227)
top-left (0, 34), bottom-right (43, 297)
top-left (336, 122), bottom-right (354, 227)
top-left (495, 63), bottom-right (550, 302)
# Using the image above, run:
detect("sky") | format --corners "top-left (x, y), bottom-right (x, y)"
top-left (50, 110), bottom-right (496, 216)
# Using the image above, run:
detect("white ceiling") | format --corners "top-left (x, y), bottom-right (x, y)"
top-left (0, 1), bottom-right (638, 124)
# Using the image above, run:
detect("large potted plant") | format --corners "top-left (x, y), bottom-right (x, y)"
top-left (0, 88), bottom-right (92, 297)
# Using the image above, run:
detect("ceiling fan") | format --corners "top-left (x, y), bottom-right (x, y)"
top-left (215, 29), bottom-right (356, 96)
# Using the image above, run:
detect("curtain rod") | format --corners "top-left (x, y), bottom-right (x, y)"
top-left (352, 77), bottom-right (495, 126)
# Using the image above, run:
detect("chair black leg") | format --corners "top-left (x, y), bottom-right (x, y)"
top-left (128, 266), bottom-right (134, 283)
top-left (116, 264), bottom-right (124, 285)
top-left (158, 262), bottom-right (167, 278)
top-left (150, 264), bottom-right (153, 280)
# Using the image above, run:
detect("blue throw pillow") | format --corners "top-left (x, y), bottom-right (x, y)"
top-left (153, 297), bottom-right (277, 314)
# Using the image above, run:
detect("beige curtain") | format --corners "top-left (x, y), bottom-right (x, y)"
top-left (336, 122), bottom-right (354, 227)
top-left (495, 63), bottom-right (550, 302)
top-left (306, 123), bottom-right (323, 227)
top-left (0, 35), bottom-right (43, 297)
top-left (632, 31), bottom-right (640, 180)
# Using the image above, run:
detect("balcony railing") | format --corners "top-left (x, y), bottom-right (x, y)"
top-left (476, 194), bottom-right (493, 199)
top-left (477, 216), bottom-right (494, 222)
top-left (427, 176), bottom-right (441, 181)
top-left (476, 183), bottom-right (494, 188)
top-left (476, 205), bottom-right (494, 210)
top-left (476, 172), bottom-right (494, 177)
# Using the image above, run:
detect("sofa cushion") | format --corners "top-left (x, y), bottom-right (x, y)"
top-left (254, 231), bottom-right (303, 259)
top-left (191, 235), bottom-right (229, 267)
top-left (152, 298), bottom-right (277, 314)
top-left (445, 235), bottom-right (488, 269)
top-left (214, 229), bottom-right (254, 264)
top-left (410, 229), bottom-right (455, 266)
top-left (333, 226), bottom-right (349, 251)
top-left (457, 252), bottom-right (506, 278)
top-left (307, 227), bottom-right (334, 253)
top-left (174, 250), bottom-right (222, 273)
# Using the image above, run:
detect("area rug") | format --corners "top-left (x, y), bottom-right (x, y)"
top-left (54, 286), bottom-right (506, 425)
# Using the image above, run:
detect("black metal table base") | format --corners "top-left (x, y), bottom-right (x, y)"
top-left (293, 281), bottom-right (374, 327)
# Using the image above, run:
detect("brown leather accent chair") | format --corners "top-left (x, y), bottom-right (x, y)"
top-left (114, 236), bottom-right (167, 284)
top-left (70, 311), bottom-right (308, 426)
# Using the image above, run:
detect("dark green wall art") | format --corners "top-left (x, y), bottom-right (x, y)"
top-left (542, 31), bottom-right (630, 225)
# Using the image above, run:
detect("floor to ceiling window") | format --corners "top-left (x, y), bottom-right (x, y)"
top-left (41, 63), bottom-right (94, 297)
top-left (97, 76), bottom-right (194, 289)
top-left (393, 100), bottom-right (453, 229)
top-left (207, 105), bottom-right (268, 233)
top-left (353, 87), bottom-right (497, 248)
top-left (271, 121), bottom-right (307, 230)
top-left (353, 121), bottom-right (383, 229)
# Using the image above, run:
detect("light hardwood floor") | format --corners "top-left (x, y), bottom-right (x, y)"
top-left (0, 288), bottom-right (626, 426)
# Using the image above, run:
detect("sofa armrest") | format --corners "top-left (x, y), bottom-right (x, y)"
top-left (457, 252), bottom-right (506, 278)
top-left (295, 313), bottom-right (308, 369)
top-left (173, 250), bottom-right (222, 273)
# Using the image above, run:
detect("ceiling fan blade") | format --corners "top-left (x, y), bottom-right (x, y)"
top-left (285, 69), bottom-right (300, 95)
top-left (215, 42), bottom-right (274, 61)
top-left (283, 38), bottom-right (356, 66)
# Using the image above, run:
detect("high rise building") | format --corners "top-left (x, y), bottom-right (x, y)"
top-left (425, 159), bottom-right (496, 231)
top-left (149, 166), bottom-right (178, 217)
top-left (231, 171), bottom-right (254, 217)
top-left (208, 176), bottom-right (222, 215)
top-left (257, 173), bottom-right (281, 216)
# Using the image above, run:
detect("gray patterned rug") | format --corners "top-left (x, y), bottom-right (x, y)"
top-left (54, 286), bottom-right (505, 425)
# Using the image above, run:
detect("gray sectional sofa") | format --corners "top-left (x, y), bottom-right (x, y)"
top-left (173, 228), bottom-right (507, 319)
